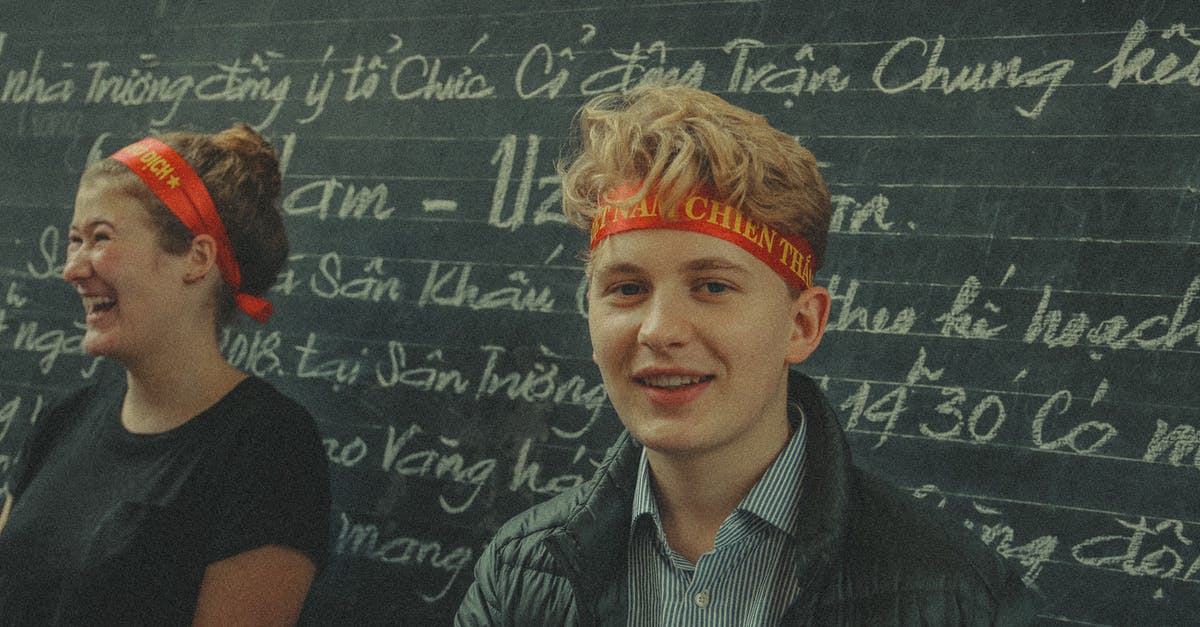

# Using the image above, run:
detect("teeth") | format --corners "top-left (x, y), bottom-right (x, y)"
top-left (82, 296), bottom-right (116, 311)
top-left (642, 375), bottom-right (706, 389)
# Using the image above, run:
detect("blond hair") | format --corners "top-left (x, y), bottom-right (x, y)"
top-left (559, 82), bottom-right (831, 272)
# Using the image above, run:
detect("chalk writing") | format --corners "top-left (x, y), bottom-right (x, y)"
top-left (1031, 379), bottom-right (1117, 455)
top-left (0, 392), bottom-right (44, 480)
top-left (9, 319), bottom-right (85, 375)
top-left (376, 343), bottom-right (471, 394)
top-left (299, 46), bottom-right (336, 123)
top-left (84, 59), bottom-right (193, 126)
top-left (1095, 20), bottom-right (1200, 88)
top-left (295, 332), bottom-right (365, 390)
top-left (509, 438), bottom-right (591, 496)
top-left (283, 177), bottom-right (396, 221)
top-left (966, 502), bottom-right (1059, 585)
top-left (323, 435), bottom-right (369, 468)
top-left (724, 40), bottom-right (849, 107)
top-left (515, 42), bottom-right (573, 99)
top-left (1073, 517), bottom-right (1200, 585)
top-left (841, 347), bottom-right (945, 447)
top-left (3, 283), bottom-right (23, 309)
top-left (580, 40), bottom-right (705, 96)
top-left (333, 511), bottom-right (473, 603)
top-left (387, 37), bottom-right (495, 101)
top-left (489, 134), bottom-right (565, 231)
top-left (919, 385), bottom-right (1007, 444)
top-left (825, 275), bottom-right (918, 335)
top-left (25, 225), bottom-right (63, 280)
top-left (0, 48), bottom-right (74, 104)
top-left (193, 51), bottom-right (291, 129)
top-left (310, 254), bottom-right (405, 303)
top-left (829, 193), bottom-right (899, 234)
top-left (934, 275), bottom-right (1008, 339)
top-left (219, 329), bottom-right (285, 377)
top-left (1143, 419), bottom-right (1200, 471)
top-left (1023, 277), bottom-right (1199, 357)
top-left (382, 424), bottom-right (496, 514)
top-left (475, 345), bottom-right (606, 439)
top-left (417, 261), bottom-right (556, 312)
top-left (872, 34), bottom-right (1074, 118)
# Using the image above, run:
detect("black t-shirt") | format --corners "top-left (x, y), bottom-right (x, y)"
top-left (0, 374), bottom-right (331, 625)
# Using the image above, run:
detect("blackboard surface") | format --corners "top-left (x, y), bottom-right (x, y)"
top-left (1, 1), bottom-right (1198, 624)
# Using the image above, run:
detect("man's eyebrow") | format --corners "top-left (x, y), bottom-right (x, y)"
top-left (682, 257), bottom-right (751, 273)
top-left (592, 261), bottom-right (644, 277)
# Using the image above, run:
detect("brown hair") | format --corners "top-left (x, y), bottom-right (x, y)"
top-left (81, 123), bottom-right (288, 325)
top-left (559, 82), bottom-right (832, 274)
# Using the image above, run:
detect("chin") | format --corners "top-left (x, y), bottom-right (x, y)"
top-left (624, 421), bottom-right (703, 455)
top-left (80, 334), bottom-right (118, 359)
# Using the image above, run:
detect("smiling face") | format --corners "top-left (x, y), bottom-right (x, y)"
top-left (587, 229), bottom-right (828, 463)
top-left (64, 175), bottom-right (194, 365)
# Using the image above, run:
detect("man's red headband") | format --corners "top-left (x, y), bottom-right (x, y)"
top-left (110, 137), bottom-right (273, 322)
top-left (590, 186), bottom-right (815, 292)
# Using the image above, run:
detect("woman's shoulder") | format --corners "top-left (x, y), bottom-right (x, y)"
top-left (222, 377), bottom-right (318, 427)
top-left (214, 376), bottom-right (325, 455)
top-left (230, 376), bottom-right (309, 411)
top-left (7, 373), bottom-right (124, 495)
top-left (29, 369), bottom-right (125, 440)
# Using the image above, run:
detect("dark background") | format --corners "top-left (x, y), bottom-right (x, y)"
top-left (1, 1), bottom-right (1198, 624)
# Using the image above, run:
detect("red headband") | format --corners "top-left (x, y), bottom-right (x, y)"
top-left (110, 137), bottom-right (273, 322)
top-left (590, 186), bottom-right (815, 292)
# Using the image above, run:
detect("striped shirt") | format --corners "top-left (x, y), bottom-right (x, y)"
top-left (627, 406), bottom-right (808, 625)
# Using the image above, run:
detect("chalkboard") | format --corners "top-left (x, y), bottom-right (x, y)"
top-left (1, 1), bottom-right (1198, 624)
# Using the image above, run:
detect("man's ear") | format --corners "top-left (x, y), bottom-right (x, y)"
top-left (786, 285), bottom-right (830, 364)
top-left (183, 234), bottom-right (219, 284)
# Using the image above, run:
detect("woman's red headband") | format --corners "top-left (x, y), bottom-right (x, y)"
top-left (590, 186), bottom-right (815, 292)
top-left (109, 137), bottom-right (273, 322)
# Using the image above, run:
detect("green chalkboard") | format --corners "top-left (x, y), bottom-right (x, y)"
top-left (1, 1), bottom-right (1198, 623)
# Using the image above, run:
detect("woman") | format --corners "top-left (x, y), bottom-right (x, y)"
top-left (0, 124), bottom-right (330, 625)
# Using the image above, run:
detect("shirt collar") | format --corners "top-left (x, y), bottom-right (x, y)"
top-left (738, 402), bottom-right (807, 537)
top-left (628, 402), bottom-right (808, 543)
top-left (630, 446), bottom-right (668, 552)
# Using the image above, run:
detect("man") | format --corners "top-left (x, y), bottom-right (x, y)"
top-left (455, 82), bottom-right (1036, 625)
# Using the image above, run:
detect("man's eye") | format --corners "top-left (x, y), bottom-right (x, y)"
top-left (616, 283), bottom-right (643, 296)
top-left (701, 282), bottom-right (729, 294)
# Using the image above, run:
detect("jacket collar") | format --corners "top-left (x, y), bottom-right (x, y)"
top-left (544, 430), bottom-right (639, 625)
top-left (545, 370), bottom-right (853, 624)
top-left (780, 371), bottom-right (852, 620)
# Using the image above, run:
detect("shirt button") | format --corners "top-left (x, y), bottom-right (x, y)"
top-left (693, 590), bottom-right (711, 608)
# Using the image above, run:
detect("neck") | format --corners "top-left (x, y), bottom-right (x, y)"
top-left (647, 412), bottom-right (793, 563)
top-left (121, 331), bottom-right (244, 434)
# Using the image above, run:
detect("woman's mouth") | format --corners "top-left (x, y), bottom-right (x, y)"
top-left (82, 295), bottom-right (117, 315)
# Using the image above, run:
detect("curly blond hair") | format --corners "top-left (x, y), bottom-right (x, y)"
top-left (559, 82), bottom-right (831, 272)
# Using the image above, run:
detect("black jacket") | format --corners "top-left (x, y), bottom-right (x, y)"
top-left (455, 372), bottom-right (1037, 626)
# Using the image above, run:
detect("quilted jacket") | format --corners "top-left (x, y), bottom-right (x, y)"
top-left (455, 371), bottom-right (1037, 626)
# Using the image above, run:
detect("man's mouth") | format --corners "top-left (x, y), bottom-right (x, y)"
top-left (83, 295), bottom-right (117, 314)
top-left (636, 374), bottom-right (714, 390)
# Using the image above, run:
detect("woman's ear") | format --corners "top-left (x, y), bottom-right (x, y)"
top-left (183, 234), bottom-right (219, 284)
top-left (786, 285), bottom-right (830, 364)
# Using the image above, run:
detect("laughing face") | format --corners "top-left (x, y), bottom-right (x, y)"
top-left (587, 228), bottom-right (827, 462)
top-left (64, 175), bottom-right (193, 365)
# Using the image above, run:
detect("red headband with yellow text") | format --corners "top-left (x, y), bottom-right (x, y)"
top-left (110, 137), bottom-right (273, 322)
top-left (590, 186), bottom-right (815, 291)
